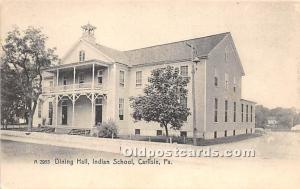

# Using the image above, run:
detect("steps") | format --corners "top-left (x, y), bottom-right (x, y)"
top-left (68, 129), bottom-right (91, 136)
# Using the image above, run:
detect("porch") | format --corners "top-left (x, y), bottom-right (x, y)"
top-left (41, 92), bottom-right (107, 131)
top-left (42, 60), bottom-right (111, 94)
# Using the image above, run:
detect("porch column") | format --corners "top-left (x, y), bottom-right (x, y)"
top-left (72, 94), bottom-right (75, 127)
top-left (107, 65), bottom-right (110, 84)
top-left (92, 63), bottom-right (95, 89)
top-left (55, 95), bottom-right (58, 127)
top-left (56, 69), bottom-right (59, 87)
top-left (91, 93), bottom-right (94, 126)
top-left (73, 67), bottom-right (76, 90)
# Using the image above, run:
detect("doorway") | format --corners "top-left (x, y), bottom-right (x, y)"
top-left (95, 105), bottom-right (102, 125)
top-left (62, 101), bottom-right (68, 125)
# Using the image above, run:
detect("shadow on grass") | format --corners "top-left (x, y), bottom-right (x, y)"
top-left (118, 133), bottom-right (263, 146)
top-left (197, 133), bottom-right (262, 146)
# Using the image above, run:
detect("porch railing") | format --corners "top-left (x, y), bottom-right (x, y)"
top-left (42, 82), bottom-right (104, 93)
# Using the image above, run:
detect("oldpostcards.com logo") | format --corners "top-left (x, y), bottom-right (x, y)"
top-left (121, 147), bottom-right (256, 158)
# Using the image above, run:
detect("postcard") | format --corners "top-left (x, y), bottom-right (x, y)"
top-left (1, 0), bottom-right (300, 188)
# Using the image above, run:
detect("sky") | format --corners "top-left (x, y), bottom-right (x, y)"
top-left (1, 0), bottom-right (300, 109)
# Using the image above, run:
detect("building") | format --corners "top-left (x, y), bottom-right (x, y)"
top-left (266, 116), bottom-right (279, 128)
top-left (33, 24), bottom-right (255, 139)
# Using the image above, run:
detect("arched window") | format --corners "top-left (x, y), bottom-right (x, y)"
top-left (79, 50), bottom-right (85, 62)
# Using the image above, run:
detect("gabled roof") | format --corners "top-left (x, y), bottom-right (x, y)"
top-left (72, 32), bottom-right (230, 67)
top-left (94, 43), bottom-right (130, 64)
top-left (124, 32), bottom-right (229, 66)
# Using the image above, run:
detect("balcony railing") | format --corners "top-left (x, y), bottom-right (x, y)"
top-left (42, 82), bottom-right (104, 93)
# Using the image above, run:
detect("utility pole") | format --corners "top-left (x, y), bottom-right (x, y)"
top-left (185, 42), bottom-right (200, 146)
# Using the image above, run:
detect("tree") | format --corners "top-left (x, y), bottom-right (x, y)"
top-left (1, 26), bottom-right (58, 130)
top-left (255, 105), bottom-right (270, 128)
top-left (255, 104), bottom-right (300, 129)
top-left (293, 112), bottom-right (300, 126)
top-left (1, 63), bottom-right (27, 128)
top-left (130, 66), bottom-right (191, 137)
top-left (270, 107), bottom-right (298, 128)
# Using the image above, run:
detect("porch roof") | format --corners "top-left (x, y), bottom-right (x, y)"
top-left (43, 59), bottom-right (112, 72)
top-left (241, 99), bottom-right (256, 104)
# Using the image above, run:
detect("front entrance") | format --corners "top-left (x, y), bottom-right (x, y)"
top-left (95, 105), bottom-right (102, 125)
top-left (62, 104), bottom-right (68, 125)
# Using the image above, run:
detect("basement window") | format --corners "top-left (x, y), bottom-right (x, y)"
top-left (135, 129), bottom-right (140, 135)
top-left (156, 130), bottom-right (162, 136)
top-left (180, 131), bottom-right (187, 137)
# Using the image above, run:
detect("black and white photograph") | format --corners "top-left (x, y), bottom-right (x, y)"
top-left (1, 0), bottom-right (300, 188)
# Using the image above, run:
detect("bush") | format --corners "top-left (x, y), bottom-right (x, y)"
top-left (94, 120), bottom-right (118, 138)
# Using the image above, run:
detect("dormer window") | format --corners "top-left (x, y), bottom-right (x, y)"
top-left (79, 50), bottom-right (85, 62)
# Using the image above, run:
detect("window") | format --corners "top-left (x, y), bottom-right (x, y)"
top-left (38, 100), bottom-right (43, 118)
top-left (225, 100), bottom-right (228, 122)
top-left (251, 128), bottom-right (253, 133)
top-left (233, 102), bottom-right (236, 122)
top-left (214, 69), bottom-right (218, 87)
top-left (119, 70), bottom-right (125, 87)
top-left (48, 102), bottom-right (53, 125)
top-left (79, 74), bottom-right (84, 83)
top-left (135, 129), bottom-right (140, 135)
top-left (180, 96), bottom-right (188, 121)
top-left (225, 130), bottom-right (227, 137)
top-left (97, 77), bottom-right (102, 85)
top-left (233, 130), bottom-right (236, 136)
top-left (233, 76), bottom-right (237, 92)
top-left (214, 131), bottom-right (217, 139)
top-left (180, 96), bottom-right (187, 109)
top-left (214, 76), bottom-right (218, 87)
top-left (241, 104), bottom-right (244, 122)
top-left (246, 105), bottom-right (249, 122)
top-left (97, 70), bottom-right (103, 85)
top-left (180, 66), bottom-right (188, 77)
top-left (225, 73), bottom-right (229, 89)
top-left (119, 98), bottom-right (124, 120)
top-left (246, 129), bottom-right (248, 134)
top-left (156, 130), bottom-right (162, 136)
top-left (79, 50), bottom-right (85, 62)
top-left (214, 98), bottom-right (218, 122)
top-left (49, 81), bottom-right (54, 92)
top-left (136, 71), bottom-right (142, 87)
top-left (180, 131), bottom-right (187, 137)
top-left (250, 106), bottom-right (253, 122)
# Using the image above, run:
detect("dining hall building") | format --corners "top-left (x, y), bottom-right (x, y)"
top-left (33, 24), bottom-right (255, 139)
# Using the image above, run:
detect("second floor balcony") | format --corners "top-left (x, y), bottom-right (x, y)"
top-left (42, 60), bottom-right (111, 94)
top-left (43, 82), bottom-right (106, 94)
